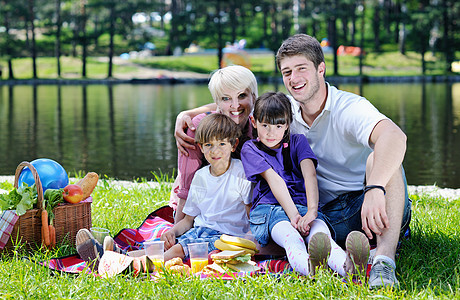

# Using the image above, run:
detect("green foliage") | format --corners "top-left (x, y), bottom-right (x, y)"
top-left (0, 177), bottom-right (459, 299)
top-left (0, 183), bottom-right (38, 216)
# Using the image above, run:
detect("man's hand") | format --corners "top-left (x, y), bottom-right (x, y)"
top-left (361, 189), bottom-right (389, 239)
top-left (297, 210), bottom-right (317, 236)
top-left (174, 112), bottom-right (196, 156)
top-left (160, 230), bottom-right (176, 250)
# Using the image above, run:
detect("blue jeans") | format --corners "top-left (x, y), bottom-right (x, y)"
top-left (177, 226), bottom-right (221, 259)
top-left (320, 174), bottom-right (412, 248)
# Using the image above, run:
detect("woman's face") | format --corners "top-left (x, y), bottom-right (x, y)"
top-left (216, 88), bottom-right (254, 128)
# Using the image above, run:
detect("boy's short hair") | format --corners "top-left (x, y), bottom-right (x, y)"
top-left (276, 34), bottom-right (325, 71)
top-left (195, 113), bottom-right (241, 146)
top-left (208, 65), bottom-right (258, 103)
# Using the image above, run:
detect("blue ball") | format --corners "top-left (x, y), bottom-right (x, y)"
top-left (18, 158), bottom-right (69, 192)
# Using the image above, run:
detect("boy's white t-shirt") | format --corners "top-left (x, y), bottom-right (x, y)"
top-left (183, 158), bottom-right (252, 236)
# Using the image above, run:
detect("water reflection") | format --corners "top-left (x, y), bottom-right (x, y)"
top-left (0, 82), bottom-right (458, 188)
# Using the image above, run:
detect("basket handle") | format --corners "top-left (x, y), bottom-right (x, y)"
top-left (14, 161), bottom-right (44, 210)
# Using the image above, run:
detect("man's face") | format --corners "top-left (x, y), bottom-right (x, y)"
top-left (279, 55), bottom-right (324, 105)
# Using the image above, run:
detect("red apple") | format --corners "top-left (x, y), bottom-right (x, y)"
top-left (63, 184), bottom-right (84, 204)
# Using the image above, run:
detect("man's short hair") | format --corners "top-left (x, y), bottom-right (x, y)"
top-left (276, 34), bottom-right (325, 71)
top-left (195, 113), bottom-right (241, 146)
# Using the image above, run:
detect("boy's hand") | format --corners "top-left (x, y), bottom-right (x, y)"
top-left (297, 210), bottom-right (317, 236)
top-left (160, 230), bottom-right (176, 250)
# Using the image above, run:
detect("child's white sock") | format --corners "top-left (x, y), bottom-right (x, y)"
top-left (306, 219), bottom-right (347, 277)
top-left (271, 221), bottom-right (310, 275)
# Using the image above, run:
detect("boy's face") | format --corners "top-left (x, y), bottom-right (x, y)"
top-left (198, 138), bottom-right (237, 176)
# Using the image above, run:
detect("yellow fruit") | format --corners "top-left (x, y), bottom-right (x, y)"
top-left (220, 234), bottom-right (257, 251)
top-left (214, 239), bottom-right (256, 255)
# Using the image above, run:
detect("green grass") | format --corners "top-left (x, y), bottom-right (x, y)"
top-left (133, 51), bottom-right (451, 77)
top-left (0, 57), bottom-right (140, 80)
top-left (1, 176), bottom-right (459, 299)
top-left (0, 50), bottom-right (456, 81)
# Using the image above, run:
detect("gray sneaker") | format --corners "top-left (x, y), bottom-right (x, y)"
top-left (344, 231), bottom-right (370, 275)
top-left (368, 259), bottom-right (400, 289)
top-left (308, 232), bottom-right (331, 276)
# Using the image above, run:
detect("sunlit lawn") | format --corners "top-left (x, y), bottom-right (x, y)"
top-left (0, 175), bottom-right (459, 299)
top-left (0, 50), bottom-right (453, 81)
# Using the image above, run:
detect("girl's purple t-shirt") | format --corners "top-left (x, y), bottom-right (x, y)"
top-left (241, 134), bottom-right (317, 208)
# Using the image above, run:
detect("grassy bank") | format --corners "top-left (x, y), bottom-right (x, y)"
top-left (0, 50), bottom-right (453, 81)
top-left (0, 176), bottom-right (459, 299)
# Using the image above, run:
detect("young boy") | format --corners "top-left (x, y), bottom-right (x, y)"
top-left (76, 113), bottom-right (251, 269)
top-left (161, 113), bottom-right (252, 261)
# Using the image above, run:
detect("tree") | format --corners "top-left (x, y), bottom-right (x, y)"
top-left (0, 1), bottom-right (15, 79)
top-left (372, 1), bottom-right (382, 52)
top-left (107, 0), bottom-right (115, 78)
top-left (407, 1), bottom-right (440, 75)
top-left (80, 0), bottom-right (88, 77)
top-left (55, 0), bottom-right (62, 77)
top-left (27, 0), bottom-right (38, 78)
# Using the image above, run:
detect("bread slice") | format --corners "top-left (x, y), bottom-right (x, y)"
top-left (211, 250), bottom-right (245, 260)
top-left (202, 262), bottom-right (227, 274)
top-left (226, 261), bottom-right (260, 273)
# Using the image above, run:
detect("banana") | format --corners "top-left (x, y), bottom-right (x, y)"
top-left (220, 234), bottom-right (257, 251)
top-left (214, 239), bottom-right (256, 255)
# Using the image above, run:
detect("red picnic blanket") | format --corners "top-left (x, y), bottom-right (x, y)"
top-left (39, 206), bottom-right (291, 275)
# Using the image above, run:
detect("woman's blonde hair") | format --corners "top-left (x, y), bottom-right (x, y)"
top-left (208, 65), bottom-right (258, 103)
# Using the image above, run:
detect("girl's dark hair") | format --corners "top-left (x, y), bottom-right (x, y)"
top-left (253, 92), bottom-right (293, 172)
top-left (253, 91), bottom-right (292, 141)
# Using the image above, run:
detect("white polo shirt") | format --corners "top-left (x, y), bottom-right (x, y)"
top-left (290, 83), bottom-right (388, 206)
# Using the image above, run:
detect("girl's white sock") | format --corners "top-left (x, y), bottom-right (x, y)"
top-left (306, 219), bottom-right (347, 277)
top-left (271, 221), bottom-right (310, 275)
top-left (271, 219), bottom-right (348, 277)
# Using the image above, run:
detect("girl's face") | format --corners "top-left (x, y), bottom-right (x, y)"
top-left (217, 88), bottom-right (254, 128)
top-left (252, 119), bottom-right (288, 149)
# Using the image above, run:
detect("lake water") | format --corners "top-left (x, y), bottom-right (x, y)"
top-left (0, 82), bottom-right (459, 188)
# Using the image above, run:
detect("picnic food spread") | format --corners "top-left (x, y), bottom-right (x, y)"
top-left (203, 250), bottom-right (260, 274)
top-left (165, 257), bottom-right (191, 275)
top-left (214, 234), bottom-right (258, 255)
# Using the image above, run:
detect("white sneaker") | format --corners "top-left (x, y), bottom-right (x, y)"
top-left (368, 259), bottom-right (400, 289)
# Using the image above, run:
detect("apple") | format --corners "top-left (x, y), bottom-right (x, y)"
top-left (63, 184), bottom-right (84, 204)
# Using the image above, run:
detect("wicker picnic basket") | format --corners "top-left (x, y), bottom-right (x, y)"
top-left (3, 161), bottom-right (92, 252)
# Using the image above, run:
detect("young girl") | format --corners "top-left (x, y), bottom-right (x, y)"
top-left (241, 92), bottom-right (369, 277)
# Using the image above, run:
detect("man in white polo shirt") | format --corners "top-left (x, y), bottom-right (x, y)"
top-left (276, 34), bottom-right (411, 289)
